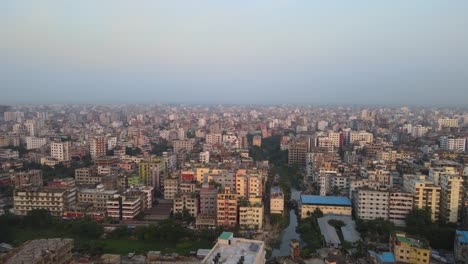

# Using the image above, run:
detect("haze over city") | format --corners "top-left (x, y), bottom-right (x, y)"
top-left (2, 1), bottom-right (468, 105)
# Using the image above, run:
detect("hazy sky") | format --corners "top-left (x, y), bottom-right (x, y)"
top-left (1, 1), bottom-right (468, 105)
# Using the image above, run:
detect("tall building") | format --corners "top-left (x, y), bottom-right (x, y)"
top-left (440, 174), bottom-right (464, 223)
top-left (14, 187), bottom-right (77, 216)
top-left (388, 192), bottom-right (414, 226)
top-left (216, 187), bottom-right (238, 228)
top-left (440, 136), bottom-right (466, 152)
top-left (438, 118), bottom-right (459, 130)
top-left (288, 140), bottom-right (308, 166)
top-left (26, 136), bottom-right (47, 150)
top-left (353, 189), bottom-right (389, 221)
top-left (235, 169), bottom-right (263, 200)
top-left (90, 136), bottom-right (106, 160)
top-left (270, 187), bottom-right (284, 215)
top-left (51, 141), bottom-right (71, 161)
top-left (252, 135), bottom-right (262, 147)
top-left (173, 192), bottom-right (199, 218)
top-left (239, 201), bottom-right (263, 230)
top-left (199, 183), bottom-right (218, 216)
top-left (403, 175), bottom-right (441, 221)
top-left (411, 125), bottom-right (429, 138)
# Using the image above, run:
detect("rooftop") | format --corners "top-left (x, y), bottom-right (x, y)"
top-left (301, 195), bottom-right (351, 206)
top-left (368, 251), bottom-right (396, 263)
top-left (4, 238), bottom-right (73, 264)
top-left (456, 230), bottom-right (468, 244)
top-left (201, 237), bottom-right (265, 264)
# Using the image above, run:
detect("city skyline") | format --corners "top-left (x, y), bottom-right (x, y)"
top-left (2, 1), bottom-right (468, 105)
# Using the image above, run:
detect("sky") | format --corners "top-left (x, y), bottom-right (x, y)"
top-left (1, 1), bottom-right (468, 105)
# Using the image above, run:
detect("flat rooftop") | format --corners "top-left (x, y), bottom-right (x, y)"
top-left (201, 236), bottom-right (264, 264)
top-left (301, 195), bottom-right (351, 206)
top-left (4, 238), bottom-right (73, 264)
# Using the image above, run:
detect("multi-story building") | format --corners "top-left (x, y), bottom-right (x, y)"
top-left (12, 170), bottom-right (43, 187)
top-left (163, 177), bottom-right (179, 200)
top-left (25, 136), bottom-right (47, 150)
top-left (300, 195), bottom-right (352, 219)
top-left (235, 169), bottom-right (263, 200)
top-left (75, 167), bottom-right (101, 185)
top-left (1, 238), bottom-right (73, 264)
top-left (206, 133), bottom-right (222, 145)
top-left (51, 141), bottom-right (71, 161)
top-left (173, 139), bottom-right (195, 153)
top-left (270, 187), bottom-right (284, 215)
top-left (454, 230), bottom-right (468, 264)
top-left (353, 189), bottom-right (389, 221)
top-left (139, 157), bottom-right (163, 187)
top-left (252, 135), bottom-right (262, 147)
top-left (13, 187), bottom-right (77, 216)
top-left (349, 131), bottom-right (374, 145)
top-left (199, 151), bottom-right (210, 164)
top-left (89, 136), bottom-right (106, 160)
top-left (440, 174), bottom-right (464, 223)
top-left (288, 140), bottom-right (308, 166)
top-left (411, 125), bottom-right (429, 138)
top-left (201, 232), bottom-right (266, 264)
top-left (239, 202), bottom-right (263, 230)
top-left (403, 175), bottom-right (441, 221)
top-left (328, 131), bottom-right (342, 148)
top-left (438, 118), bottom-right (458, 130)
top-left (199, 183), bottom-right (218, 216)
top-left (173, 192), bottom-right (199, 218)
top-left (440, 136), bottom-right (466, 152)
top-left (388, 192), bottom-right (414, 226)
top-left (77, 184), bottom-right (119, 212)
top-left (106, 196), bottom-right (142, 220)
top-left (216, 187), bottom-right (238, 227)
top-left (428, 166), bottom-right (457, 186)
top-left (390, 232), bottom-right (430, 264)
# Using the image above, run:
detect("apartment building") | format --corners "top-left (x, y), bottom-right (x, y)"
top-left (139, 158), bottom-right (163, 187)
top-left (12, 170), bottom-right (43, 187)
top-left (440, 174), bottom-right (464, 223)
top-left (77, 184), bottom-right (119, 212)
top-left (75, 167), bottom-right (101, 185)
top-left (252, 135), bottom-right (262, 147)
top-left (106, 196), bottom-right (142, 220)
top-left (199, 151), bottom-right (210, 164)
top-left (89, 136), bottom-right (106, 160)
top-left (438, 118), bottom-right (458, 130)
top-left (163, 177), bottom-right (179, 200)
top-left (216, 187), bottom-right (238, 227)
top-left (288, 140), bottom-right (308, 166)
top-left (270, 187), bottom-right (284, 215)
top-left (14, 187), bottom-right (77, 216)
top-left (206, 133), bottom-right (222, 145)
top-left (353, 189), bottom-right (389, 220)
top-left (51, 141), bottom-right (72, 161)
top-left (428, 166), bottom-right (457, 186)
top-left (25, 136), bottom-right (47, 150)
top-left (239, 202), bottom-right (263, 230)
top-left (388, 192), bottom-right (414, 226)
top-left (403, 175), bottom-right (441, 221)
top-left (390, 232), bottom-right (430, 264)
top-left (173, 139), bottom-right (195, 153)
top-left (440, 136), bottom-right (466, 152)
top-left (173, 192), bottom-right (199, 218)
top-left (235, 169), bottom-right (263, 200)
top-left (349, 131), bottom-right (374, 145)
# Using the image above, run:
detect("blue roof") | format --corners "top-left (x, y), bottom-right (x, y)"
top-left (301, 195), bottom-right (351, 206)
top-left (456, 230), bottom-right (468, 244)
top-left (368, 251), bottom-right (396, 263)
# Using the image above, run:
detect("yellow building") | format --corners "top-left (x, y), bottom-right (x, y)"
top-left (239, 201), bottom-right (263, 230)
top-left (196, 168), bottom-right (224, 183)
top-left (252, 135), bottom-right (262, 147)
top-left (235, 169), bottom-right (263, 200)
top-left (440, 174), bottom-right (464, 223)
top-left (270, 187), bottom-right (284, 215)
top-left (216, 187), bottom-right (238, 227)
top-left (390, 232), bottom-right (430, 264)
top-left (403, 175), bottom-right (441, 221)
top-left (138, 157), bottom-right (164, 187)
top-left (300, 195), bottom-right (352, 219)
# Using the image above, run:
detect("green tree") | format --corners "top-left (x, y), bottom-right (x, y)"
top-left (23, 209), bottom-right (54, 228)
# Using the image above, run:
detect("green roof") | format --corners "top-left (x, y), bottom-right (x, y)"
top-left (219, 232), bottom-right (233, 240)
top-left (397, 236), bottom-right (414, 245)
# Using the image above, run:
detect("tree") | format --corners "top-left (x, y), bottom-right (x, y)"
top-left (23, 209), bottom-right (54, 228)
top-left (68, 218), bottom-right (104, 239)
top-left (405, 209), bottom-right (432, 237)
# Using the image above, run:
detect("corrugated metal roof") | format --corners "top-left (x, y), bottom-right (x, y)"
top-left (300, 195), bottom-right (351, 206)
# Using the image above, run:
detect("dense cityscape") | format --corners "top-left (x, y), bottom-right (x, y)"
top-left (0, 104), bottom-right (467, 263)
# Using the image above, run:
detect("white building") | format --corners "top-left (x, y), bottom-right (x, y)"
top-left (438, 118), bottom-right (459, 130)
top-left (51, 141), bottom-right (71, 161)
top-left (440, 136), bottom-right (466, 152)
top-left (199, 151), bottom-right (210, 164)
top-left (26, 137), bottom-right (47, 150)
top-left (440, 174), bottom-right (464, 223)
top-left (349, 131), bottom-right (373, 144)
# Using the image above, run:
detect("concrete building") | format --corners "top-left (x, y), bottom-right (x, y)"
top-left (138, 158), bottom-right (163, 187)
top-left (1, 238), bottom-right (73, 264)
top-left (173, 139), bottom-right (195, 153)
top-left (199, 183), bottom-right (218, 216)
top-left (206, 133), bottom-right (222, 145)
top-left (454, 230), bottom-right (468, 264)
top-left (199, 151), bottom-right (210, 164)
top-left (51, 141), bottom-right (71, 161)
top-left (353, 189), bottom-right (389, 221)
top-left (288, 140), bottom-right (308, 166)
top-left (428, 166), bottom-right (457, 186)
top-left (440, 174), bottom-right (464, 223)
top-left (216, 187), bottom-right (238, 227)
top-left (300, 195), bottom-right (352, 219)
top-left (173, 192), bottom-right (199, 218)
top-left (25, 136), bottom-right (47, 150)
top-left (252, 135), bottom-right (262, 147)
top-left (12, 170), bottom-right (43, 187)
top-left (89, 136), bottom-right (106, 160)
top-left (106, 196), bottom-right (142, 220)
top-left (411, 125), bottom-right (429, 138)
top-left (239, 201), bottom-right (263, 230)
top-left (163, 177), bottom-right (179, 200)
top-left (390, 232), bottom-right (430, 264)
top-left (440, 136), bottom-right (466, 152)
top-left (235, 169), bottom-right (263, 200)
top-left (75, 167), bottom-right (101, 185)
top-left (349, 131), bottom-right (374, 145)
top-left (270, 187), bottom-right (284, 215)
top-left (438, 118), bottom-right (459, 130)
top-left (403, 175), bottom-right (441, 221)
top-left (14, 187), bottom-right (77, 216)
top-left (201, 232), bottom-right (266, 264)
top-left (77, 184), bottom-right (119, 212)
top-left (388, 192), bottom-right (414, 226)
